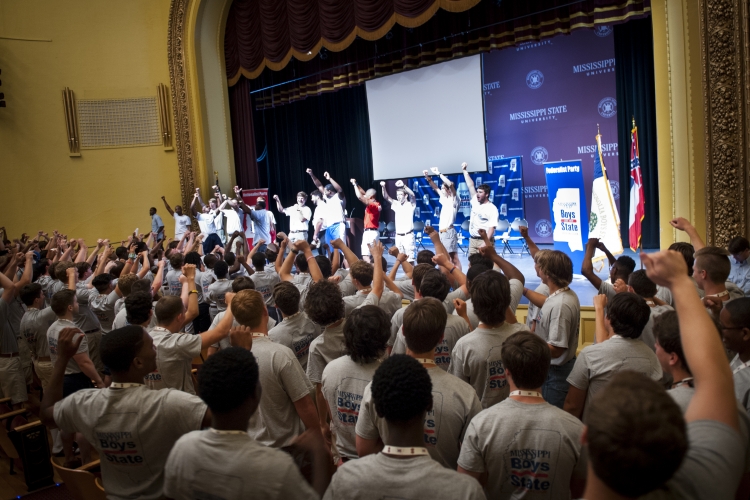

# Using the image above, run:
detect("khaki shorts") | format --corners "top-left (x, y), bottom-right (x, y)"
top-left (439, 227), bottom-right (458, 254)
top-left (395, 233), bottom-right (415, 262)
top-left (34, 359), bottom-right (54, 390)
top-left (468, 237), bottom-right (493, 255)
top-left (0, 356), bottom-right (28, 405)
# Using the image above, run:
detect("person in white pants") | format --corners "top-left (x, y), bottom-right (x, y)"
top-left (381, 180), bottom-right (416, 262)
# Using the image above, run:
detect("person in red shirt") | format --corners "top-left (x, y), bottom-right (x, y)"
top-left (351, 178), bottom-right (382, 263)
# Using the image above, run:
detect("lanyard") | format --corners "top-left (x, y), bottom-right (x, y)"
top-left (645, 300), bottom-right (656, 307)
top-left (414, 358), bottom-right (436, 367)
top-left (509, 390), bottom-right (543, 398)
top-left (382, 446), bottom-right (429, 457)
top-left (110, 383), bottom-right (143, 389)
top-left (547, 286), bottom-right (570, 300)
top-left (715, 290), bottom-right (730, 298)
top-left (210, 428), bottom-right (248, 436)
top-left (251, 333), bottom-right (268, 338)
top-left (733, 360), bottom-right (750, 375)
top-left (671, 377), bottom-right (694, 388)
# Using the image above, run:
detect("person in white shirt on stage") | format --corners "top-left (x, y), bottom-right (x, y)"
top-left (161, 196), bottom-right (192, 240)
top-left (307, 169), bottom-right (347, 247)
top-left (190, 188), bottom-right (223, 253)
top-left (274, 192), bottom-right (312, 245)
top-left (424, 167), bottom-right (460, 270)
top-left (381, 180), bottom-right (417, 262)
top-left (461, 162), bottom-right (498, 255)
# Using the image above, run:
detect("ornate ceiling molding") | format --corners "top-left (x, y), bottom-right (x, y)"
top-left (699, 0), bottom-right (749, 245)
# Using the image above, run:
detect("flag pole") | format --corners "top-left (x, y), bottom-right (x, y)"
top-left (597, 125), bottom-right (621, 234)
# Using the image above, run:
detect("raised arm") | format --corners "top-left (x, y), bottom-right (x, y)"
top-left (581, 238), bottom-right (603, 290)
top-left (380, 181), bottom-right (394, 203)
top-left (478, 231), bottom-right (525, 285)
top-left (324, 172), bottom-right (343, 194)
top-left (370, 242), bottom-right (385, 299)
top-left (399, 181), bottom-right (416, 205)
top-left (331, 238), bottom-right (359, 266)
top-left (272, 194), bottom-right (286, 214)
top-left (596, 241), bottom-right (617, 266)
top-left (593, 294), bottom-right (610, 343)
top-left (670, 217), bottom-right (706, 251)
top-left (518, 226), bottom-right (540, 258)
top-left (306, 169), bottom-right (325, 194)
top-left (642, 250), bottom-right (738, 431)
top-left (279, 241), bottom-right (296, 282)
top-left (190, 192), bottom-right (201, 216)
top-left (423, 170), bottom-right (441, 195)
top-left (350, 179), bottom-right (369, 204)
top-left (86, 240), bottom-right (103, 266)
top-left (461, 162), bottom-right (476, 198)
top-left (152, 258), bottom-right (166, 294)
top-left (425, 226), bottom-right (450, 259)
top-left (523, 287), bottom-right (548, 308)
top-left (433, 253), bottom-right (467, 295)
top-left (295, 240), bottom-right (323, 282)
top-left (438, 172), bottom-right (457, 198)
top-left (181, 264), bottom-right (198, 322)
top-left (161, 196), bottom-right (175, 216)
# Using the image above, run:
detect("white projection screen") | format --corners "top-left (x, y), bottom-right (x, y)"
top-left (366, 54), bottom-right (487, 181)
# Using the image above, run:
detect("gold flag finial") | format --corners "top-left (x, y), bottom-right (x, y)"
top-left (597, 123), bottom-right (600, 135)
top-left (632, 116), bottom-right (635, 128)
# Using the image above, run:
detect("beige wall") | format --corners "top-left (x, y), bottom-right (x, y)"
top-left (0, 0), bottom-right (181, 243)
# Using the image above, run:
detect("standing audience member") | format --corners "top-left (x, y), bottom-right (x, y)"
top-left (728, 236), bottom-right (750, 295)
top-left (268, 282), bottom-right (321, 370)
top-left (721, 298), bottom-right (750, 413)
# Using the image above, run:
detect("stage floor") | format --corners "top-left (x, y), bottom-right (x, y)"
top-left (383, 240), bottom-right (656, 307)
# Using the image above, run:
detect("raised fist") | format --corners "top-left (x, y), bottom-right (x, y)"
top-left (461, 162), bottom-right (468, 171)
top-left (273, 194), bottom-right (279, 200)
top-left (350, 179), bottom-right (357, 185)
top-left (395, 180), bottom-right (404, 188)
top-left (422, 170), bottom-right (429, 176)
top-left (323, 171), bottom-right (330, 180)
top-left (380, 181), bottom-right (386, 187)
top-left (519, 226), bottom-right (529, 238)
top-left (431, 167), bottom-right (440, 175)
top-left (306, 168), bottom-right (313, 174)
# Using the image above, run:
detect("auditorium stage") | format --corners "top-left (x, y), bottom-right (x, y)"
top-left (383, 241), bottom-right (657, 307)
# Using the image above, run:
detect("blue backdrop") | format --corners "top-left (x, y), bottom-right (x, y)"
top-left (544, 160), bottom-right (590, 271)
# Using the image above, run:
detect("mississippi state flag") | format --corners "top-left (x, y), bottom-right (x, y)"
top-left (589, 131), bottom-right (623, 262)
top-left (629, 125), bottom-right (645, 251)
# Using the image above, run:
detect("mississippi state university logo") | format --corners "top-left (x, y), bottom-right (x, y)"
top-left (531, 146), bottom-right (548, 165)
top-left (535, 219), bottom-right (552, 238)
top-left (526, 70), bottom-right (544, 89)
top-left (598, 97), bottom-right (617, 118)
top-left (595, 25), bottom-right (613, 37)
top-left (609, 180), bottom-right (620, 200)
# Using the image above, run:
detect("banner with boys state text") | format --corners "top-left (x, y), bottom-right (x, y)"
top-left (544, 160), bottom-right (589, 272)
top-left (482, 26), bottom-right (620, 243)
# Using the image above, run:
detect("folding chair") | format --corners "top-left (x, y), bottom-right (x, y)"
top-left (495, 219), bottom-right (513, 256)
top-left (51, 459), bottom-right (106, 500)
top-left (413, 221), bottom-right (426, 251)
top-left (377, 221), bottom-right (391, 250)
top-left (456, 220), bottom-right (470, 255)
top-left (510, 218), bottom-right (531, 256)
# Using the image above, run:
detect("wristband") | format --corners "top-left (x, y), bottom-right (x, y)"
top-left (291, 249), bottom-right (300, 255)
top-left (449, 266), bottom-right (456, 274)
top-left (189, 290), bottom-right (198, 295)
top-left (307, 255), bottom-right (315, 262)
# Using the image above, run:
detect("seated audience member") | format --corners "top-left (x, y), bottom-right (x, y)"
top-left (564, 293), bottom-right (662, 420)
top-left (694, 247), bottom-right (746, 313)
top-left (232, 289), bottom-right (319, 447)
top-left (325, 355), bottom-right (485, 500)
top-left (250, 251), bottom-right (280, 306)
top-left (164, 347), bottom-right (328, 499)
top-left (523, 250), bottom-right (579, 409)
top-left (448, 271), bottom-right (525, 408)
top-left (206, 260), bottom-right (232, 321)
top-left (391, 270), bottom-right (471, 369)
top-left (458, 331), bottom-right (585, 498)
top-left (357, 298), bottom-right (481, 470)
top-left (147, 265), bottom-right (236, 393)
top-left (41, 326), bottom-right (209, 499)
top-left (19, 283), bottom-right (57, 389)
top-left (321, 306), bottom-right (389, 463)
top-left (268, 282), bottom-right (321, 370)
top-left (582, 237), bottom-right (635, 298)
top-left (628, 270), bottom-right (674, 350)
top-left (721, 298), bottom-right (750, 413)
top-left (579, 250), bottom-right (744, 499)
top-left (728, 236), bottom-right (750, 295)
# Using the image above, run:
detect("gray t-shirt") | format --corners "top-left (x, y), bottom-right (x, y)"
top-left (74, 286), bottom-right (103, 332)
top-left (90, 290), bottom-right (121, 333)
top-left (394, 278), bottom-right (415, 301)
top-left (248, 336), bottom-right (313, 448)
top-left (0, 298), bottom-right (19, 355)
top-left (448, 323), bottom-right (526, 408)
top-left (343, 290), bottom-right (371, 318)
top-left (323, 453), bottom-right (485, 500)
top-left (526, 283), bottom-right (550, 330)
top-left (47, 319), bottom-right (89, 375)
top-left (535, 288), bottom-right (580, 365)
top-left (112, 303), bottom-right (158, 331)
top-left (164, 430), bottom-right (318, 500)
top-left (453, 298), bottom-right (480, 331)
top-left (321, 355), bottom-right (381, 459)
top-left (268, 312), bottom-right (321, 371)
top-left (567, 336), bottom-right (662, 421)
top-left (293, 273), bottom-right (313, 309)
top-left (391, 314), bottom-right (471, 371)
top-left (457, 398), bottom-right (585, 499)
top-left (508, 278), bottom-right (524, 314)
top-left (640, 304), bottom-right (674, 351)
top-left (54, 385), bottom-right (206, 500)
top-left (251, 270), bottom-right (281, 306)
top-left (306, 321), bottom-right (346, 384)
top-left (206, 279), bottom-right (233, 311)
top-left (164, 269), bottom-right (183, 297)
top-left (20, 307), bottom-right (57, 358)
top-left (731, 355), bottom-right (750, 413)
top-left (356, 365), bottom-right (482, 469)
top-left (656, 285), bottom-right (673, 306)
top-left (337, 270), bottom-right (357, 297)
top-left (145, 327), bottom-right (203, 394)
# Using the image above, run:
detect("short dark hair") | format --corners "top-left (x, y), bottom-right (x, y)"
top-left (466, 263), bottom-right (490, 286)
top-left (231, 290), bottom-right (266, 328)
top-left (204, 254), bottom-right (218, 269)
top-left (586, 372), bottom-right (687, 497)
top-left (468, 253), bottom-right (493, 268)
top-left (725, 298), bottom-right (750, 329)
top-left (371, 355), bottom-right (432, 423)
top-left (251, 253), bottom-right (266, 269)
top-left (20, 283), bottom-right (43, 306)
top-left (295, 252), bottom-right (309, 272)
top-left (213, 260), bottom-right (229, 279)
top-left (403, 298), bottom-right (447, 353)
top-left (418, 270), bottom-right (450, 301)
top-left (224, 252), bottom-right (236, 266)
top-left (728, 236), bottom-right (750, 255)
top-left (169, 253), bottom-right (184, 270)
top-left (92, 273), bottom-right (113, 293)
top-left (232, 276), bottom-right (255, 292)
top-left (412, 263), bottom-right (436, 293)
top-left (477, 183), bottom-right (491, 194)
top-left (125, 292), bottom-right (153, 325)
top-left (305, 280), bottom-right (344, 325)
top-left (344, 306), bottom-right (390, 364)
top-left (297, 191), bottom-right (308, 199)
top-left (117, 273), bottom-right (139, 297)
top-left (198, 347), bottom-right (259, 414)
top-left (538, 250), bottom-right (573, 287)
top-left (155, 296), bottom-right (184, 325)
top-left (628, 270), bottom-right (657, 298)
top-left (314, 255), bottom-right (332, 279)
top-left (131, 279), bottom-right (152, 294)
top-left (184, 252), bottom-right (202, 267)
top-left (265, 248), bottom-right (278, 263)
top-left (75, 262), bottom-right (90, 280)
top-left (470, 271), bottom-right (510, 326)
top-left (115, 246), bottom-right (129, 260)
top-left (110, 261), bottom-right (125, 278)
top-left (273, 282), bottom-right (300, 316)
top-left (607, 293), bottom-right (651, 339)
top-left (501, 331), bottom-right (550, 389)
top-left (612, 256), bottom-right (636, 282)
top-left (416, 250), bottom-right (435, 265)
top-left (668, 242), bottom-right (695, 276)
top-left (55, 261), bottom-right (75, 281)
top-left (695, 246), bottom-right (732, 283)
top-left (51, 289), bottom-right (76, 316)
top-left (350, 261), bottom-right (373, 287)
top-left (654, 311), bottom-right (689, 374)
top-left (101, 326), bottom-right (146, 373)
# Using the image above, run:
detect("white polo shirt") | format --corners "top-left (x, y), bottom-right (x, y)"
top-left (391, 200), bottom-right (416, 233)
top-left (468, 198), bottom-right (499, 237)
top-left (285, 205), bottom-right (312, 232)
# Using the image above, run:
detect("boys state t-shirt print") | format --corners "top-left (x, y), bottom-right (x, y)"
top-left (505, 429), bottom-right (562, 496)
